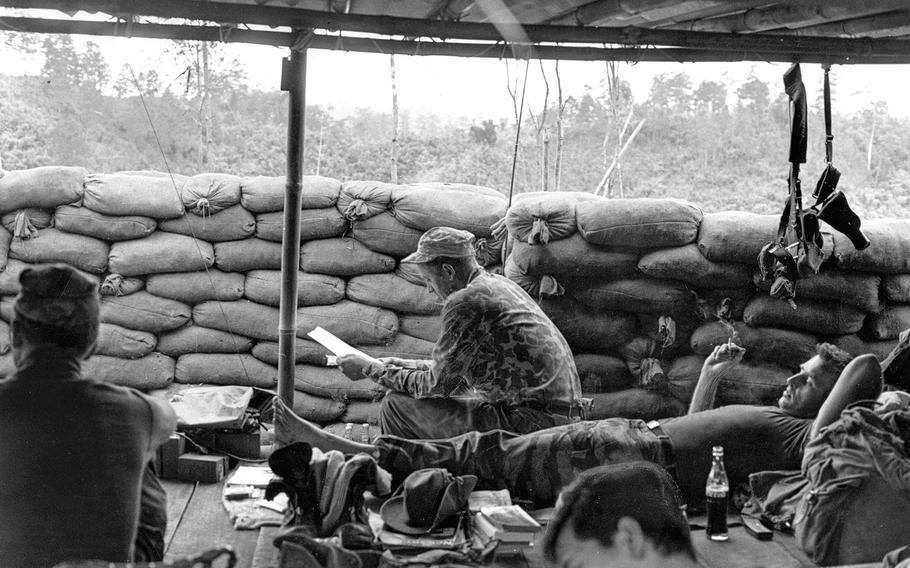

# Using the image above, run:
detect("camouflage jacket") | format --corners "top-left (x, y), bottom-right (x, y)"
top-left (365, 270), bottom-right (582, 408)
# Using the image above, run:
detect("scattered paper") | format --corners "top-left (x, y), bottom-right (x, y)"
top-left (468, 489), bottom-right (512, 511)
top-left (226, 465), bottom-right (273, 487)
top-left (307, 326), bottom-right (375, 360)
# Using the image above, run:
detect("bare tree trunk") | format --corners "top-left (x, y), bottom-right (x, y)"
top-left (542, 131), bottom-right (550, 191)
top-left (528, 60), bottom-right (550, 191)
top-left (866, 110), bottom-right (876, 172)
top-left (504, 60), bottom-right (520, 126)
top-left (316, 124), bottom-right (325, 176)
top-left (554, 60), bottom-right (566, 192)
top-left (200, 41), bottom-right (213, 167)
top-left (390, 54), bottom-right (400, 184)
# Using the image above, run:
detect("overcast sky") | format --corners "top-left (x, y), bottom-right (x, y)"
top-left (5, 33), bottom-right (910, 120)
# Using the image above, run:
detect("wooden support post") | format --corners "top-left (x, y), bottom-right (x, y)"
top-left (277, 47), bottom-right (307, 408)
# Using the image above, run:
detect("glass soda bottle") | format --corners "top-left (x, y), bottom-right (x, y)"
top-left (705, 445), bottom-right (729, 541)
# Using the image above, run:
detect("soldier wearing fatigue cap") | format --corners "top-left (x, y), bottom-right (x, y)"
top-left (338, 226), bottom-right (585, 439)
top-left (0, 263), bottom-right (176, 567)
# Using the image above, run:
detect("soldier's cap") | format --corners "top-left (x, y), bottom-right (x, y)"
top-left (401, 227), bottom-right (476, 264)
top-left (14, 263), bottom-right (99, 329)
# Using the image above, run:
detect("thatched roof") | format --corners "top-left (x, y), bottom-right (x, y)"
top-left (1, 0), bottom-right (909, 63)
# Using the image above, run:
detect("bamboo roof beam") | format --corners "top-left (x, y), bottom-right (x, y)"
top-left (773, 10), bottom-right (910, 39)
top-left (672, 1), bottom-right (908, 34)
top-left (3, 0), bottom-right (910, 56)
top-left (549, 0), bottom-right (729, 27)
top-left (3, 15), bottom-right (910, 64)
top-left (481, 0), bottom-right (592, 25)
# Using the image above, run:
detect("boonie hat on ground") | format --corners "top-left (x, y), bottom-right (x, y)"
top-left (380, 468), bottom-right (477, 535)
top-left (401, 227), bottom-right (476, 264)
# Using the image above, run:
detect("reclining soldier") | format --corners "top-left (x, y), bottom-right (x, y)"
top-left (276, 341), bottom-right (882, 506)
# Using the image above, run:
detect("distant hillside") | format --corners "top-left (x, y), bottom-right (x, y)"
top-left (2, 72), bottom-right (908, 219)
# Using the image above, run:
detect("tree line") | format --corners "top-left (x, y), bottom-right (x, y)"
top-left (1, 34), bottom-right (908, 219)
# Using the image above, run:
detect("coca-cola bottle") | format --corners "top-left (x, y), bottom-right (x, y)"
top-left (705, 445), bottom-right (729, 541)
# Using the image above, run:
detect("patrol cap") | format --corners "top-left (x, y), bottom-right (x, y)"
top-left (14, 263), bottom-right (100, 329)
top-left (401, 226), bottom-right (476, 264)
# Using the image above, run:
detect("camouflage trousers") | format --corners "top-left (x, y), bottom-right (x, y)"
top-left (375, 418), bottom-right (667, 507)
top-left (379, 391), bottom-right (571, 439)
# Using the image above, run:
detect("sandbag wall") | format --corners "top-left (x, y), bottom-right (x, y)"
top-left (0, 167), bottom-right (509, 431)
top-left (504, 193), bottom-right (910, 418)
top-left (1, 166), bottom-right (908, 432)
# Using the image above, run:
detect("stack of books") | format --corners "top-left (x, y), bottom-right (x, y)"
top-left (473, 504), bottom-right (543, 546)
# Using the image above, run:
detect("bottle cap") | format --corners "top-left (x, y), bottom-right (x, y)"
top-left (712, 445), bottom-right (724, 456)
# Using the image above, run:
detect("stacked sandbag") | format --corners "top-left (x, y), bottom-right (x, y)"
top-left (501, 197), bottom-right (909, 414)
top-left (4, 166), bottom-right (907, 427)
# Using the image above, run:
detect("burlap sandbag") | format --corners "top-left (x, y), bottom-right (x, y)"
top-left (83, 173), bottom-right (184, 219)
top-left (510, 233), bottom-right (639, 279)
top-left (109, 232), bottom-right (214, 276)
top-left (830, 334), bottom-right (898, 361)
top-left (398, 314), bottom-right (442, 343)
top-left (689, 321), bottom-right (817, 372)
top-left (240, 175), bottom-right (341, 213)
top-left (300, 238), bottom-right (396, 276)
top-left (255, 207), bottom-right (348, 243)
top-left (574, 278), bottom-right (694, 315)
top-left (0, 320), bottom-right (8, 356)
top-left (362, 333), bottom-right (436, 361)
top-left (577, 198), bottom-right (702, 248)
top-left (291, 391), bottom-right (346, 424)
top-left (744, 295), bottom-right (866, 335)
top-left (214, 238), bottom-right (282, 272)
top-left (99, 274), bottom-right (144, 297)
top-left (251, 338), bottom-right (332, 366)
top-left (146, 270), bottom-right (245, 303)
top-left (753, 268), bottom-right (881, 313)
top-left (882, 275), bottom-right (910, 304)
top-left (390, 183), bottom-right (506, 237)
top-left (181, 173), bottom-right (242, 216)
top-left (638, 244), bottom-right (752, 289)
top-left (296, 300), bottom-right (398, 346)
top-left (667, 355), bottom-right (791, 406)
top-left (540, 295), bottom-right (637, 351)
top-left (0, 227), bottom-right (11, 271)
top-left (473, 236), bottom-right (504, 268)
top-left (831, 219), bottom-right (910, 274)
top-left (100, 291), bottom-right (191, 333)
top-left (618, 337), bottom-right (672, 390)
top-left (696, 212), bottom-right (779, 263)
top-left (115, 170), bottom-right (188, 185)
top-left (294, 364), bottom-right (387, 400)
top-left (0, 297), bottom-right (14, 323)
top-left (586, 389), bottom-right (686, 421)
top-left (341, 400), bottom-right (382, 425)
top-left (157, 325), bottom-right (253, 358)
top-left (337, 181), bottom-right (394, 222)
top-left (1, 208), bottom-right (52, 239)
top-left (503, 254), bottom-right (565, 299)
top-left (574, 354), bottom-right (634, 393)
top-left (10, 228), bottom-right (109, 274)
top-left (634, 312), bottom-right (698, 355)
top-left (55, 205), bottom-right (157, 241)
top-left (506, 191), bottom-right (597, 244)
top-left (864, 305), bottom-right (910, 340)
top-left (95, 323), bottom-right (157, 359)
top-left (158, 204), bottom-right (256, 242)
top-left (0, 166), bottom-right (85, 214)
top-left (175, 353), bottom-right (277, 388)
top-left (691, 287), bottom-right (754, 323)
top-left (346, 273), bottom-right (441, 315)
top-left (82, 353), bottom-right (175, 390)
top-left (194, 300), bottom-right (280, 341)
top-left (0, 259), bottom-right (30, 294)
top-left (244, 269), bottom-right (345, 308)
top-left (351, 212), bottom-right (423, 257)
